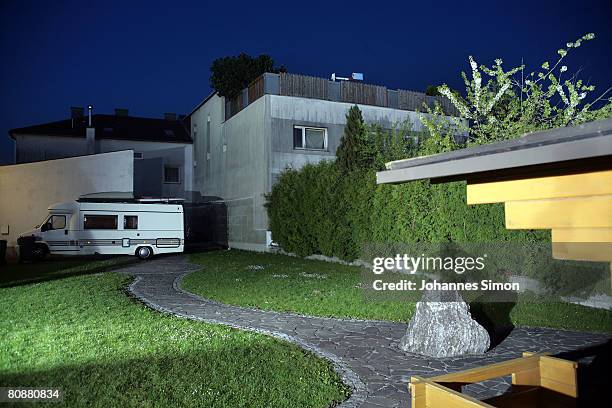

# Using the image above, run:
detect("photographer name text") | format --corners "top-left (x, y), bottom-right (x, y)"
top-left (371, 279), bottom-right (520, 292)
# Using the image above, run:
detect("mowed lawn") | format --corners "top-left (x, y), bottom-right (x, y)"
top-left (184, 250), bottom-right (612, 334)
top-left (0, 260), bottom-right (350, 407)
top-left (0, 255), bottom-right (136, 288)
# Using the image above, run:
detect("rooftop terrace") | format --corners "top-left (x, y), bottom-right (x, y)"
top-left (224, 72), bottom-right (460, 120)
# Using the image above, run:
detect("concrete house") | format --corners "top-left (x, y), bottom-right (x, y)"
top-left (188, 73), bottom-right (460, 251)
top-left (9, 107), bottom-right (194, 198)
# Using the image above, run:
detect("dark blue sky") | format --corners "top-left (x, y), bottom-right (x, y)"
top-left (1, 0), bottom-right (610, 164)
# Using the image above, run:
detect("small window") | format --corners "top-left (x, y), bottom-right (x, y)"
top-left (293, 126), bottom-right (327, 150)
top-left (84, 215), bottom-right (118, 230)
top-left (164, 166), bottom-right (180, 183)
top-left (133, 152), bottom-right (143, 159)
top-left (164, 129), bottom-right (175, 137)
top-left (124, 215), bottom-right (138, 229)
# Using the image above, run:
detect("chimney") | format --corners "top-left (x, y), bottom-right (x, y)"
top-left (115, 108), bottom-right (129, 117)
top-left (86, 128), bottom-right (96, 154)
top-left (86, 105), bottom-right (95, 154)
top-left (70, 106), bottom-right (84, 118)
top-left (164, 112), bottom-right (177, 121)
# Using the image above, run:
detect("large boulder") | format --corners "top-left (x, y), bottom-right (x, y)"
top-left (400, 290), bottom-right (490, 358)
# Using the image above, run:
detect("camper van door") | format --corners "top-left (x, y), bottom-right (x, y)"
top-left (41, 213), bottom-right (75, 253)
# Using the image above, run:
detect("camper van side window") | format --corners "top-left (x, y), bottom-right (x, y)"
top-left (51, 215), bottom-right (66, 230)
top-left (43, 215), bottom-right (66, 231)
top-left (124, 216), bottom-right (138, 229)
top-left (84, 215), bottom-right (118, 230)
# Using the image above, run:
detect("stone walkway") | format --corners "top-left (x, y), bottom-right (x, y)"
top-left (119, 256), bottom-right (610, 408)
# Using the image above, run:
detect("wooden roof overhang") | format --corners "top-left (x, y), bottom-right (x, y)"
top-left (376, 118), bottom-right (612, 264)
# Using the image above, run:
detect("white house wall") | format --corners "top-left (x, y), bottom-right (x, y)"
top-left (268, 94), bottom-right (426, 187)
top-left (97, 139), bottom-right (191, 155)
top-left (191, 94), bottom-right (269, 251)
top-left (191, 94), bottom-right (226, 197)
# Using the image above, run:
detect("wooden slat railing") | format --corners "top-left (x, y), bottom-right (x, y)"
top-left (248, 75), bottom-right (265, 103)
top-left (341, 81), bottom-right (388, 107)
top-left (279, 73), bottom-right (328, 100)
top-left (224, 73), bottom-right (462, 120)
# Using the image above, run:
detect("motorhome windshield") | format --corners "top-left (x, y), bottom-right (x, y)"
top-left (35, 216), bottom-right (50, 229)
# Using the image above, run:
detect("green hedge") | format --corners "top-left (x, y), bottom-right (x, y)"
top-left (266, 161), bottom-right (548, 261)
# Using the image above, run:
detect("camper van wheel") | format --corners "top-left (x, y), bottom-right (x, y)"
top-left (136, 246), bottom-right (153, 260)
top-left (33, 244), bottom-right (48, 260)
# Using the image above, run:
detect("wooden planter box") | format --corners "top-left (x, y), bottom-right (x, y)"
top-left (410, 352), bottom-right (578, 407)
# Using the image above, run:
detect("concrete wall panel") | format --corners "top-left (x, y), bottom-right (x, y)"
top-left (191, 95), bottom-right (269, 250)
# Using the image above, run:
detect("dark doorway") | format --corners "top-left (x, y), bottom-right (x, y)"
top-left (183, 199), bottom-right (228, 251)
top-left (134, 157), bottom-right (163, 197)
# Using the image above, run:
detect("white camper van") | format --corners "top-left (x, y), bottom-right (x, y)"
top-left (19, 193), bottom-right (184, 260)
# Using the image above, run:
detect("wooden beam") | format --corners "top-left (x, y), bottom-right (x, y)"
top-left (540, 377), bottom-right (578, 398)
top-left (429, 355), bottom-right (541, 384)
top-left (410, 376), bottom-right (427, 408)
top-left (467, 170), bottom-right (612, 204)
top-left (505, 195), bottom-right (612, 229)
top-left (552, 242), bottom-right (612, 261)
top-left (512, 367), bottom-right (541, 387)
top-left (411, 377), bottom-right (493, 407)
top-left (552, 228), bottom-right (612, 242)
top-left (425, 382), bottom-right (493, 407)
top-left (539, 356), bottom-right (578, 398)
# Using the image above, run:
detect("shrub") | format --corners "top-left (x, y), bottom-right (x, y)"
top-left (336, 105), bottom-right (373, 172)
top-left (267, 145), bottom-right (546, 262)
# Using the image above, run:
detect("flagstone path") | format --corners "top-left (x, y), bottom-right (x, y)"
top-left (119, 256), bottom-right (610, 408)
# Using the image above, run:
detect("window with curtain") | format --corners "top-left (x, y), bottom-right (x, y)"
top-left (293, 126), bottom-right (327, 150)
top-left (84, 215), bottom-right (117, 230)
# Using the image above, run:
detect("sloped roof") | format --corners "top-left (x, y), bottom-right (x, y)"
top-left (9, 114), bottom-right (192, 144)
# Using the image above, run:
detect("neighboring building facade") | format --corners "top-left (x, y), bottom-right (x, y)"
top-left (189, 73), bottom-right (461, 251)
top-left (9, 109), bottom-right (193, 199)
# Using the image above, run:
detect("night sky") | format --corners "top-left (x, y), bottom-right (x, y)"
top-left (1, 0), bottom-right (610, 164)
